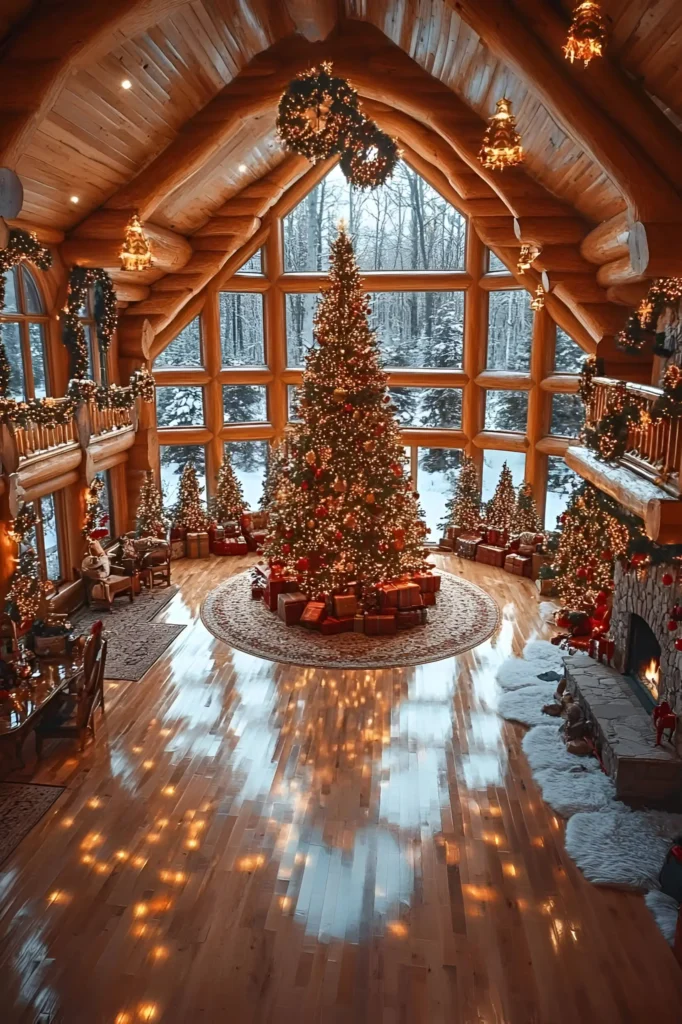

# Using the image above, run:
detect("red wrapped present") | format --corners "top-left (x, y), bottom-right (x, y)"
top-left (278, 592), bottom-right (308, 625)
top-left (240, 513), bottom-right (253, 533)
top-left (432, 572), bottom-right (441, 592)
top-left (264, 575), bottom-right (299, 612)
top-left (504, 554), bottom-right (531, 578)
top-left (413, 572), bottom-right (440, 594)
top-left (396, 609), bottom-right (422, 629)
top-left (486, 528), bottom-right (508, 546)
top-left (333, 592), bottom-right (358, 618)
top-left (396, 582), bottom-right (420, 608)
top-left (251, 584), bottom-right (264, 600)
top-left (300, 602), bottom-right (327, 629)
top-left (170, 526), bottom-right (187, 541)
top-left (198, 531), bottom-right (210, 558)
top-left (377, 583), bottom-right (399, 609)
top-left (422, 591), bottom-right (436, 606)
top-left (456, 534), bottom-right (481, 559)
top-left (223, 520), bottom-right (239, 538)
top-left (354, 613), bottom-right (365, 633)
top-left (365, 614), bottom-right (396, 636)
top-left (476, 544), bottom-right (506, 568)
top-left (320, 616), bottom-right (342, 635)
top-left (337, 616), bottom-right (355, 633)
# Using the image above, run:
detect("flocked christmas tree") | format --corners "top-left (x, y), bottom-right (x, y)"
top-left (485, 461), bottom-right (517, 533)
top-left (260, 437), bottom-right (290, 512)
top-left (439, 453), bottom-right (481, 534)
top-left (211, 451), bottom-right (246, 523)
top-left (513, 481), bottom-right (543, 534)
top-left (172, 462), bottom-right (210, 531)
top-left (264, 224), bottom-right (428, 599)
top-left (551, 482), bottom-right (629, 611)
top-left (136, 470), bottom-right (167, 537)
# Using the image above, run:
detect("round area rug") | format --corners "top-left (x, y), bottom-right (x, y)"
top-left (201, 570), bottom-right (500, 669)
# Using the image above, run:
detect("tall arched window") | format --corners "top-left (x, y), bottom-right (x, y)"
top-left (0, 264), bottom-right (50, 399)
top-left (79, 286), bottom-right (109, 384)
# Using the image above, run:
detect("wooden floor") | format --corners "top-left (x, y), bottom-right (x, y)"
top-left (2, 554), bottom-right (681, 1024)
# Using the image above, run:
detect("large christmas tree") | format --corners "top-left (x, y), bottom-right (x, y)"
top-left (172, 462), bottom-right (210, 531)
top-left (485, 462), bottom-right (517, 533)
top-left (439, 453), bottom-right (480, 534)
top-left (513, 481), bottom-right (543, 534)
top-left (264, 225), bottom-right (428, 598)
top-left (211, 452), bottom-right (246, 523)
top-left (136, 470), bottom-right (167, 537)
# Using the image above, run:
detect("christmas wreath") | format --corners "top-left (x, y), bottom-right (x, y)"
top-left (276, 63), bottom-right (362, 162)
top-left (340, 118), bottom-right (400, 190)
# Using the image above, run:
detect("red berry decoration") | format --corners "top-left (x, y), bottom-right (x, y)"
top-left (667, 619), bottom-right (678, 632)
top-left (673, 605), bottom-right (682, 620)
top-left (676, 638), bottom-right (682, 652)
top-left (662, 572), bottom-right (675, 586)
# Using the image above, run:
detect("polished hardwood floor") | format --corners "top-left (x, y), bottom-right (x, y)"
top-left (2, 554), bottom-right (681, 1024)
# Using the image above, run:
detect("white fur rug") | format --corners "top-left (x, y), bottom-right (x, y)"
top-left (496, 639), bottom-right (682, 944)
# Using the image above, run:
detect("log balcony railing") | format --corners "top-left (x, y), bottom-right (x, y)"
top-left (587, 377), bottom-right (682, 497)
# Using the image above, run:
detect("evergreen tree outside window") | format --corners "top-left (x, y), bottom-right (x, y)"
top-left (482, 450), bottom-right (526, 503)
top-left (418, 448), bottom-right (462, 539)
top-left (487, 290), bottom-right (532, 371)
top-left (487, 250), bottom-right (507, 273)
top-left (554, 327), bottom-right (586, 374)
top-left (160, 445), bottom-right (206, 508)
top-left (235, 249), bottom-right (263, 275)
top-left (286, 292), bottom-right (319, 367)
top-left (388, 387), bottom-right (462, 429)
top-left (219, 293), bottom-right (265, 366)
top-left (369, 292), bottom-right (464, 369)
top-left (222, 385), bottom-right (267, 423)
top-left (484, 390), bottom-right (529, 432)
top-left (0, 265), bottom-right (49, 400)
top-left (224, 441), bottom-right (268, 510)
top-left (287, 385), bottom-right (302, 422)
top-left (25, 493), bottom-right (63, 582)
top-left (156, 386), bottom-right (204, 427)
top-left (550, 393), bottom-right (584, 437)
top-left (546, 456), bottom-right (580, 531)
top-left (154, 316), bottom-right (202, 368)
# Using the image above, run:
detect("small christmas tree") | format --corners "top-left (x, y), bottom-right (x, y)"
top-left (551, 483), bottom-right (629, 611)
top-left (439, 453), bottom-right (480, 534)
top-left (211, 452), bottom-right (246, 523)
top-left (172, 462), bottom-right (210, 532)
top-left (260, 438), bottom-right (290, 512)
top-left (5, 504), bottom-right (47, 623)
top-left (264, 225), bottom-right (428, 598)
top-left (485, 462), bottom-right (517, 533)
top-left (136, 470), bottom-right (167, 537)
top-left (513, 481), bottom-right (543, 534)
top-left (82, 478), bottom-right (109, 539)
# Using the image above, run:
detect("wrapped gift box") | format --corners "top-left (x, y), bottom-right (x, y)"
top-left (536, 578), bottom-right (556, 596)
top-left (456, 534), bottom-right (481, 559)
top-left (246, 529), bottom-right (268, 552)
top-left (396, 582), bottom-right (421, 608)
top-left (214, 538), bottom-right (248, 556)
top-left (198, 531), bottom-right (210, 558)
top-left (396, 608), bottom-right (422, 629)
top-left (301, 602), bottom-right (327, 629)
top-left (186, 532), bottom-right (199, 558)
top-left (264, 575), bottom-right (299, 612)
top-left (320, 616), bottom-right (341, 635)
top-left (413, 572), bottom-right (440, 594)
top-left (439, 537), bottom-right (454, 550)
top-left (170, 538), bottom-right (185, 560)
top-left (365, 614), bottom-right (396, 636)
top-left (170, 527), bottom-right (187, 541)
top-left (531, 552), bottom-right (552, 581)
top-left (333, 592), bottom-right (358, 618)
top-left (504, 553), bottom-right (532, 578)
top-left (208, 524), bottom-right (224, 551)
top-left (337, 616), bottom-right (355, 633)
top-left (486, 528), bottom-right (508, 546)
top-left (476, 544), bottom-right (507, 568)
top-left (251, 584), bottom-right (264, 600)
top-left (353, 613), bottom-right (365, 633)
top-left (278, 592), bottom-right (308, 625)
top-left (377, 584), bottom-right (399, 609)
top-left (223, 520), bottom-right (240, 538)
top-left (422, 591), bottom-right (436, 606)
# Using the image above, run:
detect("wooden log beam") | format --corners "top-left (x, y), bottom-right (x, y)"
top-left (541, 272), bottom-right (609, 305)
top-left (628, 222), bottom-right (682, 280)
top-left (63, 212), bottom-right (192, 273)
top-left (580, 212), bottom-right (630, 266)
top-left (606, 282), bottom-right (651, 308)
top-left (514, 217), bottom-right (587, 247)
top-left (596, 257), bottom-right (647, 289)
top-left (448, 0), bottom-right (682, 220)
top-left (281, 0), bottom-right (338, 42)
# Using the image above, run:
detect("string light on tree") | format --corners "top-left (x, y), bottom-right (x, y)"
top-left (513, 482), bottom-right (543, 534)
top-left (563, 2), bottom-right (607, 67)
top-left (478, 98), bottom-right (524, 171)
top-left (211, 452), bottom-right (246, 524)
top-left (5, 503), bottom-right (49, 624)
top-left (119, 213), bottom-right (153, 272)
top-left (172, 463), bottom-right (210, 532)
top-left (439, 454), bottom-right (481, 535)
top-left (135, 471), bottom-right (167, 538)
top-left (82, 478), bottom-right (109, 540)
top-left (485, 462), bottom-right (517, 534)
top-left (517, 244), bottom-right (540, 274)
top-left (276, 63), bottom-right (362, 162)
top-left (340, 118), bottom-right (400, 191)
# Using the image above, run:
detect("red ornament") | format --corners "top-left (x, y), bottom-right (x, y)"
top-left (334, 530), bottom-right (343, 541)
top-left (382, 395), bottom-right (391, 403)
top-left (344, 403), bottom-right (353, 412)
top-left (631, 553), bottom-right (647, 565)
top-left (676, 638), bottom-right (682, 652)
top-left (282, 543), bottom-right (291, 554)
top-left (315, 468), bottom-right (324, 478)
top-left (576, 566), bottom-right (588, 579)
top-left (596, 591), bottom-right (608, 604)
top-left (667, 619), bottom-right (678, 632)
top-left (301, 481), bottom-right (309, 491)
top-left (662, 572), bottom-right (675, 586)
top-left (285, 530), bottom-right (293, 539)
top-left (600, 549), bottom-right (613, 561)
top-left (315, 505), bottom-right (327, 517)
top-left (295, 557), bottom-right (309, 572)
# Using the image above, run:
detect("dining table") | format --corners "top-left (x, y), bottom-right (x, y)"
top-left (0, 654), bottom-right (84, 767)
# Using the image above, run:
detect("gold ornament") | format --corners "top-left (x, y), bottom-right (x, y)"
top-left (362, 439), bottom-right (375, 452)
top-left (365, 492), bottom-right (375, 504)
top-left (352, 410), bottom-right (361, 421)
top-left (563, 2), bottom-right (607, 67)
top-left (119, 213), bottom-right (153, 272)
top-left (307, 519), bottom-right (315, 529)
top-left (343, 513), bottom-right (357, 529)
top-left (332, 387), bottom-right (347, 403)
top-left (305, 450), bottom-right (316, 465)
top-left (479, 98), bottom-right (523, 171)
top-left (333, 476), bottom-right (347, 493)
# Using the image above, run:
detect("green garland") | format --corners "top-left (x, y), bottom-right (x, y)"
top-left (61, 266), bottom-right (117, 379)
top-left (0, 229), bottom-right (53, 398)
top-left (589, 483), bottom-right (682, 566)
top-left (615, 277), bottom-right (682, 355)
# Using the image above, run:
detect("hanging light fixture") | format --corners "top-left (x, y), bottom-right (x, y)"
top-left (517, 244), bottom-right (541, 274)
top-left (478, 98), bottom-right (524, 171)
top-left (119, 213), bottom-right (153, 272)
top-left (563, 2), bottom-right (607, 67)
top-left (531, 284), bottom-right (546, 311)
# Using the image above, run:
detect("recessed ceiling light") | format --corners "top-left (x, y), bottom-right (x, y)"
top-left (70, 195), bottom-right (80, 204)
top-left (238, 163), bottom-right (247, 173)
top-left (121, 79), bottom-right (132, 90)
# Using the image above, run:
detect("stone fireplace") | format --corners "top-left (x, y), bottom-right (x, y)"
top-left (610, 562), bottom-right (682, 712)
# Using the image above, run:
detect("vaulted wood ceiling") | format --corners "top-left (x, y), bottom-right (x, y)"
top-left (3, 0), bottom-right (682, 370)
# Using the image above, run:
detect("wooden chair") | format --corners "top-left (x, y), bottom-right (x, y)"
top-left (35, 637), bottom-right (107, 756)
top-left (79, 563), bottom-right (135, 612)
top-left (139, 546), bottom-right (171, 589)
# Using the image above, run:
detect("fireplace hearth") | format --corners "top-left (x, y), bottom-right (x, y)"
top-left (626, 613), bottom-right (661, 708)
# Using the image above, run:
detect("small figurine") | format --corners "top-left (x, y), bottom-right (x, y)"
top-left (653, 701), bottom-right (677, 746)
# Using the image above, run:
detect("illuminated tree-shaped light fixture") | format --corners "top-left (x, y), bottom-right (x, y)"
top-left (563, 2), bottom-right (607, 67)
top-left (478, 98), bottom-right (524, 171)
top-left (517, 244), bottom-right (541, 274)
top-left (531, 284), bottom-right (546, 311)
top-left (119, 213), bottom-right (153, 272)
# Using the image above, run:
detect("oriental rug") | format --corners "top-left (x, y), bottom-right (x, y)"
top-left (201, 569), bottom-right (499, 669)
top-left (0, 781), bottom-right (65, 867)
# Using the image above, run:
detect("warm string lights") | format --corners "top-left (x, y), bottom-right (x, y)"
top-left (484, 461), bottom-right (517, 533)
top-left (61, 266), bottom-right (118, 379)
top-left (339, 117), bottom-right (400, 191)
top-left (563, 2), bottom-right (607, 67)
top-left (439, 453), bottom-right (481, 534)
top-left (478, 98), bottom-right (524, 171)
top-left (530, 283), bottom-right (546, 311)
top-left (210, 450), bottom-right (246, 524)
top-left (5, 503), bottom-right (50, 623)
top-left (172, 462), bottom-right (210, 532)
top-left (82, 477), bottom-right (109, 539)
top-left (517, 244), bottom-right (541, 274)
top-left (135, 470), bottom-right (167, 537)
top-left (119, 212), bottom-right (153, 272)
top-left (0, 229), bottom-right (53, 399)
top-left (513, 482), bottom-right (543, 534)
top-left (263, 224), bottom-right (429, 599)
top-left (616, 276), bottom-right (682, 355)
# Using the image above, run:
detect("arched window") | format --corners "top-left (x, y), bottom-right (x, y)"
top-left (79, 286), bottom-right (109, 384)
top-left (0, 264), bottom-right (49, 400)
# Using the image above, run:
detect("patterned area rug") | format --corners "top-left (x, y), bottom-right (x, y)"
top-left (201, 570), bottom-right (499, 669)
top-left (0, 782), bottom-right (64, 867)
top-left (73, 586), bottom-right (185, 681)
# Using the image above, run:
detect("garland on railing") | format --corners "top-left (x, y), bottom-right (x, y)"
top-left (615, 277), bottom-right (682, 355)
top-left (0, 229), bottom-right (53, 397)
top-left (650, 364), bottom-right (682, 421)
top-left (577, 355), bottom-right (601, 405)
top-left (61, 266), bottom-right (117, 379)
top-left (582, 381), bottom-right (643, 461)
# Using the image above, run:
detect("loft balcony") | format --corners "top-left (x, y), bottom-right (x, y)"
top-left (565, 376), bottom-right (682, 544)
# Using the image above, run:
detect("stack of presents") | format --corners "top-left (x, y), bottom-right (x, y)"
top-left (170, 512), bottom-right (269, 559)
top-left (251, 564), bottom-right (441, 636)
top-left (445, 527), bottom-right (550, 581)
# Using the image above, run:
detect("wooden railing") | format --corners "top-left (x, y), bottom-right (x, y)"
top-left (10, 399), bottom-right (79, 463)
top-left (88, 402), bottom-right (135, 439)
top-left (588, 377), bottom-right (682, 496)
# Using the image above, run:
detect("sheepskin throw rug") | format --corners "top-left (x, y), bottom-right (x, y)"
top-left (496, 639), bottom-right (682, 944)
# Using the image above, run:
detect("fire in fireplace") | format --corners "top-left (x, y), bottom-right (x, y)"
top-left (626, 613), bottom-right (661, 706)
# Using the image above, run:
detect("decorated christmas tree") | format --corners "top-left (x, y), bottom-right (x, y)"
top-left (82, 478), bottom-right (109, 539)
top-left (172, 462), bottom-right (210, 531)
top-left (513, 481), bottom-right (543, 534)
top-left (264, 225), bottom-right (428, 598)
top-left (551, 482), bottom-right (629, 611)
top-left (439, 453), bottom-right (480, 534)
top-left (485, 462), bottom-right (517, 533)
top-left (260, 438), bottom-right (290, 512)
top-left (136, 470), bottom-right (167, 537)
top-left (211, 452), bottom-right (246, 523)
top-left (5, 504), bottom-right (47, 623)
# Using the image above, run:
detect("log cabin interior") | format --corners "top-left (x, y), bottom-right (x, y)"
top-left (3, 1), bottom-right (682, 1020)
